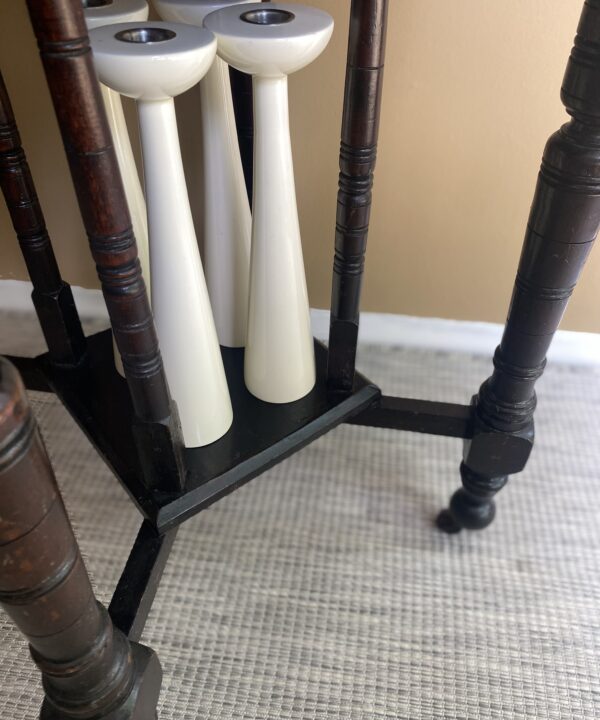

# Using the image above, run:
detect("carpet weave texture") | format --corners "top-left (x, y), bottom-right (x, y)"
top-left (1, 312), bottom-right (599, 719)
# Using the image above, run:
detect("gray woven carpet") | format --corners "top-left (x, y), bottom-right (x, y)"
top-left (1, 311), bottom-right (600, 719)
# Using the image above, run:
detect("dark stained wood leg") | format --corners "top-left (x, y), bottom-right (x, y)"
top-left (0, 356), bottom-right (162, 719)
top-left (0, 70), bottom-right (86, 366)
top-left (327, 0), bottom-right (389, 393)
top-left (25, 0), bottom-right (184, 492)
top-left (109, 521), bottom-right (178, 643)
top-left (438, 0), bottom-right (600, 532)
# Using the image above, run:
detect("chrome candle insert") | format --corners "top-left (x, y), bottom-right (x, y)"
top-left (240, 8), bottom-right (295, 25)
top-left (115, 26), bottom-right (176, 43)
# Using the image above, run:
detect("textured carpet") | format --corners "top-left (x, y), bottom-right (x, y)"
top-left (1, 311), bottom-right (600, 719)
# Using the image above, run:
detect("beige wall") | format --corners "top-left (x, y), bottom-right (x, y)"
top-left (2, 1), bottom-right (598, 331)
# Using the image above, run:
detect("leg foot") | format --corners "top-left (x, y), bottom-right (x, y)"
top-left (436, 388), bottom-right (529, 534)
top-left (438, 463), bottom-right (508, 533)
top-left (39, 641), bottom-right (162, 720)
top-left (435, 508), bottom-right (462, 534)
top-left (448, 487), bottom-right (497, 530)
top-left (0, 357), bottom-right (163, 720)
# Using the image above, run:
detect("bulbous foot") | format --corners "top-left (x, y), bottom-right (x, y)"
top-left (449, 487), bottom-right (496, 530)
top-left (435, 508), bottom-right (462, 534)
top-left (437, 462), bottom-right (508, 534)
top-left (40, 641), bottom-right (162, 720)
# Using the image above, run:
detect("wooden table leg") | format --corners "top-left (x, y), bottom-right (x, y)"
top-left (327, 0), bottom-right (389, 393)
top-left (0, 70), bottom-right (85, 367)
top-left (0, 356), bottom-right (162, 719)
top-left (25, 0), bottom-right (184, 492)
top-left (438, 0), bottom-right (600, 533)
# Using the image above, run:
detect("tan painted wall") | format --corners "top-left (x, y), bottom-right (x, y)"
top-left (2, 1), bottom-right (598, 331)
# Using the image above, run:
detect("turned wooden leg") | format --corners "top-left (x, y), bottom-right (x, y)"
top-left (25, 0), bottom-right (184, 492)
top-left (0, 356), bottom-right (162, 719)
top-left (0, 70), bottom-right (85, 366)
top-left (327, 0), bottom-right (389, 393)
top-left (438, 0), bottom-right (600, 533)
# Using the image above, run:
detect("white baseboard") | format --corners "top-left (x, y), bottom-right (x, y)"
top-left (2, 279), bottom-right (599, 366)
top-left (311, 308), bottom-right (600, 366)
top-left (0, 278), bottom-right (107, 318)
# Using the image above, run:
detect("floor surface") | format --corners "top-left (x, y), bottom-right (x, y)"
top-left (1, 311), bottom-right (599, 719)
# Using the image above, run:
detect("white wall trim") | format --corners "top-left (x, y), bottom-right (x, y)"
top-left (2, 279), bottom-right (599, 366)
top-left (0, 279), bottom-right (107, 318)
top-left (310, 308), bottom-right (600, 366)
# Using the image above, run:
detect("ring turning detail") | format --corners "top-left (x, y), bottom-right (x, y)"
top-left (82, 0), bottom-right (151, 378)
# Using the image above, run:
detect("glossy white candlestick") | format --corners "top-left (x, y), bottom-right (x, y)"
top-left (84, 0), bottom-right (150, 377)
top-left (200, 55), bottom-right (251, 347)
top-left (246, 74), bottom-right (314, 402)
top-left (205, 3), bottom-right (333, 403)
top-left (140, 98), bottom-right (233, 445)
top-left (154, 0), bottom-right (252, 348)
top-left (90, 21), bottom-right (233, 447)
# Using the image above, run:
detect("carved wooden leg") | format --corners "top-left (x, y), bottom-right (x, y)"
top-left (438, 0), bottom-right (600, 533)
top-left (0, 71), bottom-right (85, 366)
top-left (327, 0), bottom-right (389, 393)
top-left (25, 0), bottom-right (184, 491)
top-left (0, 356), bottom-right (162, 719)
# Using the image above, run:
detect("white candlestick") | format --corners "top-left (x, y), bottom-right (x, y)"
top-left (205, 3), bottom-right (333, 403)
top-left (154, 0), bottom-right (252, 349)
top-left (90, 21), bottom-right (233, 447)
top-left (246, 73), bottom-right (315, 402)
